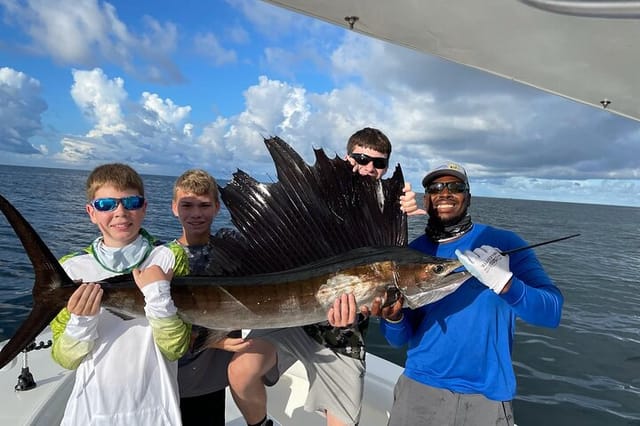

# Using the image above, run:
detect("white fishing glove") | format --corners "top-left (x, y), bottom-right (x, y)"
top-left (455, 245), bottom-right (513, 294)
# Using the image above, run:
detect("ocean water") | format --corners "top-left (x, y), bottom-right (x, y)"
top-left (0, 164), bottom-right (639, 425)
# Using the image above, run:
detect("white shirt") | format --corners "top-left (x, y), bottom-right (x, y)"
top-left (59, 244), bottom-right (182, 426)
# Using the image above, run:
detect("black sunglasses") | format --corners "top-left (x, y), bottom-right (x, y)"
top-left (426, 182), bottom-right (468, 194)
top-left (349, 153), bottom-right (389, 170)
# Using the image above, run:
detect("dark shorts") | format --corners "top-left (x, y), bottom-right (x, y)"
top-left (388, 374), bottom-right (514, 426)
top-left (180, 389), bottom-right (225, 426)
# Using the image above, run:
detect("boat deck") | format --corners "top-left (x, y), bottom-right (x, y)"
top-left (1, 329), bottom-right (402, 425)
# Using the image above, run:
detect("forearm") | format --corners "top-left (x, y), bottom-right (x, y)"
top-left (50, 308), bottom-right (98, 369)
top-left (482, 246), bottom-right (564, 327)
top-left (502, 275), bottom-right (564, 328)
top-left (141, 280), bottom-right (191, 360)
top-left (147, 316), bottom-right (191, 361)
top-left (379, 312), bottom-right (412, 347)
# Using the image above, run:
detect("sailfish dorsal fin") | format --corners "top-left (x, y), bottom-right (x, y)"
top-left (208, 136), bottom-right (407, 275)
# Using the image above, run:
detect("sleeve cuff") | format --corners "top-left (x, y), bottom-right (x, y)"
top-left (65, 313), bottom-right (100, 341)
top-left (500, 277), bottom-right (526, 305)
top-left (384, 313), bottom-right (405, 324)
top-left (141, 280), bottom-right (178, 318)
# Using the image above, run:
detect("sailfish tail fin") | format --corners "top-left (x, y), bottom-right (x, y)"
top-left (0, 194), bottom-right (76, 369)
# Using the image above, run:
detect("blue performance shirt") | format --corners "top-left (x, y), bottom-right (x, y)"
top-left (380, 223), bottom-right (563, 401)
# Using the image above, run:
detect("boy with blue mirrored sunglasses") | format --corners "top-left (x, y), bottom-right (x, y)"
top-left (50, 163), bottom-right (191, 425)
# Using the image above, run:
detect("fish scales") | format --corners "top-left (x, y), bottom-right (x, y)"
top-left (94, 257), bottom-right (418, 330)
top-left (0, 136), bottom-right (471, 369)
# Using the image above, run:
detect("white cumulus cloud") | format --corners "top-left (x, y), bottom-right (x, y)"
top-left (1, 0), bottom-right (182, 83)
top-left (0, 67), bottom-right (47, 154)
top-left (59, 68), bottom-right (196, 172)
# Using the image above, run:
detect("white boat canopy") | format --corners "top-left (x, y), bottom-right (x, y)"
top-left (262, 0), bottom-right (640, 122)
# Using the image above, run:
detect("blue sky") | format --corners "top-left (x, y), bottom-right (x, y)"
top-left (1, 0), bottom-right (639, 207)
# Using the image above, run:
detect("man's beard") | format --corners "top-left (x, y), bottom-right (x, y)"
top-left (425, 212), bottom-right (472, 242)
top-left (425, 195), bottom-right (472, 242)
top-left (429, 212), bottom-right (465, 227)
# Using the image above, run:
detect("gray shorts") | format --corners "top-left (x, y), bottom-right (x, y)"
top-left (388, 374), bottom-right (514, 426)
top-left (248, 327), bottom-right (365, 425)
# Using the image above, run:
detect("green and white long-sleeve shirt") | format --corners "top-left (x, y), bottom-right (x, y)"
top-left (50, 229), bottom-right (190, 426)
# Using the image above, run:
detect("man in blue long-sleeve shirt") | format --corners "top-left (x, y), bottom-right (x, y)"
top-left (373, 161), bottom-right (563, 426)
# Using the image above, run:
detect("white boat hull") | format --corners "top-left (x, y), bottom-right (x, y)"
top-left (1, 329), bottom-right (402, 425)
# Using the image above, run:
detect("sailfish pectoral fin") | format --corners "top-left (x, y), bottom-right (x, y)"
top-left (216, 285), bottom-right (254, 314)
top-left (187, 284), bottom-right (253, 354)
top-left (380, 286), bottom-right (403, 309)
top-left (189, 326), bottom-right (238, 355)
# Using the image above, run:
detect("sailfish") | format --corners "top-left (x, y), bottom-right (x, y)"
top-left (0, 136), bottom-right (470, 369)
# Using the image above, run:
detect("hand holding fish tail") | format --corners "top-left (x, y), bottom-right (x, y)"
top-left (371, 295), bottom-right (404, 323)
top-left (400, 182), bottom-right (426, 216)
top-left (67, 283), bottom-right (103, 316)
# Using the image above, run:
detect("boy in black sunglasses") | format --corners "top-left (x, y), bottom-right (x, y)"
top-left (305, 127), bottom-right (393, 424)
top-left (345, 127), bottom-right (391, 180)
top-left (227, 127), bottom-right (414, 426)
top-left (371, 161), bottom-right (563, 425)
top-left (317, 127), bottom-right (434, 425)
top-left (345, 127), bottom-right (421, 216)
top-left (49, 163), bottom-right (191, 425)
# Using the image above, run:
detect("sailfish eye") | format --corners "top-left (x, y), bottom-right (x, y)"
top-left (433, 264), bottom-right (445, 274)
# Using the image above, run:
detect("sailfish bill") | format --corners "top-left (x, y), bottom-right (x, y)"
top-left (0, 137), bottom-right (471, 369)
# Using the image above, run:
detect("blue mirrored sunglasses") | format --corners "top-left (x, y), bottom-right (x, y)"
top-left (91, 195), bottom-right (145, 212)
